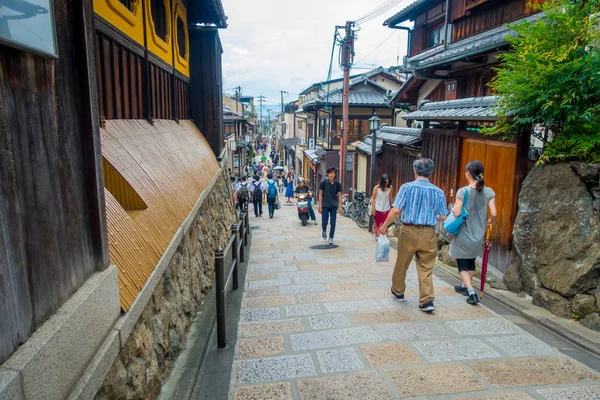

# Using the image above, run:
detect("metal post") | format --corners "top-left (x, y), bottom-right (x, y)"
top-left (239, 213), bottom-right (245, 263)
top-left (232, 224), bottom-right (239, 290)
top-left (215, 248), bottom-right (226, 348)
top-left (369, 128), bottom-right (377, 233)
top-left (244, 203), bottom-right (250, 244)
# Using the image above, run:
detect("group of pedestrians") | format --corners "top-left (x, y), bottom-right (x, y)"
top-left (377, 158), bottom-right (496, 312)
top-left (234, 173), bottom-right (279, 219)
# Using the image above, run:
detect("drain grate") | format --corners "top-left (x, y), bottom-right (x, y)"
top-left (309, 244), bottom-right (339, 250)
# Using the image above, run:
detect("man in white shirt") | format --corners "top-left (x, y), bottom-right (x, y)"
top-left (249, 175), bottom-right (264, 217)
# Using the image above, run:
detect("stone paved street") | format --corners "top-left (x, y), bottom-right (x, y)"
top-left (227, 194), bottom-right (600, 399)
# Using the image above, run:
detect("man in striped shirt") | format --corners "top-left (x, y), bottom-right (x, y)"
top-left (380, 158), bottom-right (447, 313)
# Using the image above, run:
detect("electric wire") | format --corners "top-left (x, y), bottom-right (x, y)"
top-left (354, 30), bottom-right (398, 66)
top-left (356, 0), bottom-right (404, 24)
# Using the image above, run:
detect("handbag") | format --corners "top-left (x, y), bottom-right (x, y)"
top-left (443, 187), bottom-right (469, 235)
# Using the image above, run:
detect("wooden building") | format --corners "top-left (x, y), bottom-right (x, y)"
top-left (382, 0), bottom-right (544, 273)
top-left (0, 0), bottom-right (229, 365)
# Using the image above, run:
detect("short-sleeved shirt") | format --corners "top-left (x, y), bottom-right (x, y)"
top-left (295, 185), bottom-right (312, 195)
top-left (393, 178), bottom-right (447, 226)
top-left (319, 179), bottom-right (342, 208)
top-left (235, 182), bottom-right (249, 193)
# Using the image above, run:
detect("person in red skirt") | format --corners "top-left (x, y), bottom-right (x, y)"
top-left (371, 174), bottom-right (394, 239)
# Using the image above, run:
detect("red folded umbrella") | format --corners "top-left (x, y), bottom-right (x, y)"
top-left (480, 226), bottom-right (493, 299)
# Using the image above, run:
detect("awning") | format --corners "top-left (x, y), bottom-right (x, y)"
top-left (304, 149), bottom-right (320, 163)
top-left (377, 126), bottom-right (422, 146)
top-left (283, 137), bottom-right (302, 150)
top-left (403, 96), bottom-right (500, 122)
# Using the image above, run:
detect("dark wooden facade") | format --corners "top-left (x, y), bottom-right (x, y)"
top-left (0, 0), bottom-right (107, 364)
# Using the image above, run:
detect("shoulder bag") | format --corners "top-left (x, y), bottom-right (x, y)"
top-left (442, 187), bottom-right (469, 235)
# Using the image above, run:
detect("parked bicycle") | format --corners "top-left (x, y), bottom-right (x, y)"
top-left (352, 192), bottom-right (371, 228)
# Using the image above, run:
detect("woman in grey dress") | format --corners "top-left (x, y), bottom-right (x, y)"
top-left (449, 161), bottom-right (497, 305)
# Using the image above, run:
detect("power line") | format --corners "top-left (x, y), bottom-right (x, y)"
top-left (354, 31), bottom-right (398, 66)
top-left (356, 0), bottom-right (404, 24)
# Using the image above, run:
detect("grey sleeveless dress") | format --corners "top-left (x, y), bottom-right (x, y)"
top-left (448, 186), bottom-right (495, 259)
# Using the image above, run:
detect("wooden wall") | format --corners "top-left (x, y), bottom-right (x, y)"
top-left (372, 145), bottom-right (419, 196)
top-left (421, 129), bottom-right (462, 202)
top-left (0, 0), bottom-right (106, 364)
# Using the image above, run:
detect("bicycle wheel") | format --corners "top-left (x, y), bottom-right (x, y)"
top-left (346, 202), bottom-right (360, 219)
top-left (355, 206), bottom-right (370, 228)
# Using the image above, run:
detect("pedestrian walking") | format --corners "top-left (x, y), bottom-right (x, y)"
top-left (243, 163), bottom-right (251, 178)
top-left (277, 173), bottom-right (285, 194)
top-left (234, 176), bottom-right (250, 212)
top-left (229, 168), bottom-right (236, 188)
top-left (285, 173), bottom-right (294, 203)
top-left (295, 178), bottom-right (318, 225)
top-left (265, 173), bottom-right (278, 219)
top-left (451, 160), bottom-right (497, 305)
top-left (261, 154), bottom-right (267, 163)
top-left (318, 167), bottom-right (343, 245)
top-left (370, 174), bottom-right (394, 239)
top-left (250, 175), bottom-right (264, 217)
top-left (379, 158), bottom-right (447, 313)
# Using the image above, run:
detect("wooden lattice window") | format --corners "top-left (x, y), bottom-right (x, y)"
top-left (150, 0), bottom-right (168, 41)
top-left (176, 16), bottom-right (187, 59)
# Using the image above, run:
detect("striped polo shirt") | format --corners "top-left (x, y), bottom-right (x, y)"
top-left (393, 178), bottom-right (447, 226)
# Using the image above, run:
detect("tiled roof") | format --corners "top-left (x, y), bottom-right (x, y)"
top-left (304, 149), bottom-right (320, 162)
top-left (408, 13), bottom-right (543, 70)
top-left (355, 136), bottom-right (383, 155)
top-left (316, 89), bottom-right (391, 107)
top-left (377, 126), bottom-right (422, 146)
top-left (383, 0), bottom-right (433, 26)
top-left (283, 137), bottom-right (302, 150)
top-left (403, 96), bottom-right (500, 121)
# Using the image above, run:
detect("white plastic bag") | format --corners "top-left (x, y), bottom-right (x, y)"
top-left (376, 235), bottom-right (390, 263)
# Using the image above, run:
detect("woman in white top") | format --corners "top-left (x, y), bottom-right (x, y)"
top-left (370, 174), bottom-right (393, 239)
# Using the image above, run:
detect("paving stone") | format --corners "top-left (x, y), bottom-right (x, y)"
top-left (316, 257), bottom-right (357, 264)
top-left (249, 261), bottom-right (286, 268)
top-left (469, 357), bottom-right (600, 388)
top-left (537, 385), bottom-right (600, 400)
top-left (366, 280), bottom-right (396, 289)
top-left (250, 264), bottom-right (298, 274)
top-left (247, 273), bottom-right (276, 281)
top-left (296, 370), bottom-right (393, 400)
top-left (278, 283), bottom-right (326, 295)
top-left (373, 322), bottom-right (450, 341)
top-left (237, 354), bottom-right (316, 384)
top-left (417, 306), bottom-right (495, 321)
top-left (243, 319), bottom-right (304, 337)
top-left (243, 295), bottom-right (296, 309)
top-left (248, 279), bottom-right (292, 289)
top-left (413, 338), bottom-right (501, 362)
top-left (435, 295), bottom-right (476, 307)
top-left (297, 291), bottom-right (366, 303)
top-left (317, 348), bottom-right (363, 374)
top-left (243, 307), bottom-right (281, 322)
top-left (327, 282), bottom-right (368, 291)
top-left (290, 327), bottom-right (382, 351)
top-left (236, 337), bottom-right (285, 359)
top-left (445, 318), bottom-right (523, 336)
top-left (486, 334), bottom-right (560, 357)
top-left (350, 310), bottom-right (414, 325)
top-left (249, 254), bottom-right (274, 260)
top-left (293, 276), bottom-right (338, 284)
top-left (321, 269), bottom-right (360, 277)
top-left (277, 271), bottom-right (315, 278)
top-left (379, 297), bottom-right (420, 308)
top-left (245, 287), bottom-right (279, 298)
top-left (234, 382), bottom-right (292, 400)
top-left (308, 314), bottom-right (351, 330)
top-left (386, 363), bottom-right (487, 397)
top-left (360, 343), bottom-right (420, 367)
top-left (362, 288), bottom-right (396, 299)
top-left (453, 392), bottom-right (535, 400)
top-left (323, 299), bottom-right (382, 313)
top-left (284, 304), bottom-right (322, 317)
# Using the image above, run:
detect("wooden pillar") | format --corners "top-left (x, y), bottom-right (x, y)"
top-left (189, 28), bottom-right (224, 157)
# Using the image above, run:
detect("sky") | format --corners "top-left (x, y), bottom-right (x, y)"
top-left (219, 0), bottom-right (413, 107)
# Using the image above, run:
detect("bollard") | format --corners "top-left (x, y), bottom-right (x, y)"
top-left (215, 248), bottom-right (226, 348)
top-left (232, 224), bottom-right (239, 290)
top-left (244, 203), bottom-right (249, 244)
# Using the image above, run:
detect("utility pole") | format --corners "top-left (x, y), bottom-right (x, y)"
top-left (268, 109), bottom-right (272, 137)
top-left (257, 94), bottom-right (266, 139)
top-left (280, 90), bottom-right (288, 114)
top-left (234, 86), bottom-right (242, 138)
top-left (339, 21), bottom-right (354, 190)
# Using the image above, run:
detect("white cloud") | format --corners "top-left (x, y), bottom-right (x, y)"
top-left (219, 0), bottom-right (411, 104)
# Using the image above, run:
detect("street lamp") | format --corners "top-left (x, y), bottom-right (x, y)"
top-left (369, 112), bottom-right (381, 191)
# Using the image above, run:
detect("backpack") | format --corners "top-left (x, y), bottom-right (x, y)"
top-left (239, 183), bottom-right (249, 202)
top-left (252, 182), bottom-right (262, 201)
top-left (267, 181), bottom-right (277, 199)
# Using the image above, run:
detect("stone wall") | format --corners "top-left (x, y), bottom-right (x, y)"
top-left (95, 172), bottom-right (235, 399)
top-left (505, 162), bottom-right (600, 330)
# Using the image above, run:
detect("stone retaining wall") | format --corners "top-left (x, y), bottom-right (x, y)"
top-left (95, 172), bottom-right (235, 399)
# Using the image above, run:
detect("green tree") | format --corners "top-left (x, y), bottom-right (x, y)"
top-left (485, 0), bottom-right (600, 163)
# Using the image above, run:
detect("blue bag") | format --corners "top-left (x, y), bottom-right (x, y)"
top-left (376, 235), bottom-right (390, 263)
top-left (443, 187), bottom-right (469, 235)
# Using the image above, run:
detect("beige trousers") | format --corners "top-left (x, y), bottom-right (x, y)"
top-left (392, 225), bottom-right (437, 306)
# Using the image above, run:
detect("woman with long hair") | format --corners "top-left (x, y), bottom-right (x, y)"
top-left (285, 172), bottom-right (294, 203)
top-left (450, 160), bottom-right (497, 305)
top-left (370, 174), bottom-right (394, 239)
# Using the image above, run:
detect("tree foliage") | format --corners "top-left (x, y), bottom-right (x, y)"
top-left (485, 0), bottom-right (600, 163)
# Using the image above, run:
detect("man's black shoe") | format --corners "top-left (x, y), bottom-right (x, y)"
top-left (455, 285), bottom-right (469, 297)
top-left (419, 301), bottom-right (435, 312)
top-left (467, 293), bottom-right (480, 305)
top-left (390, 289), bottom-right (405, 302)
